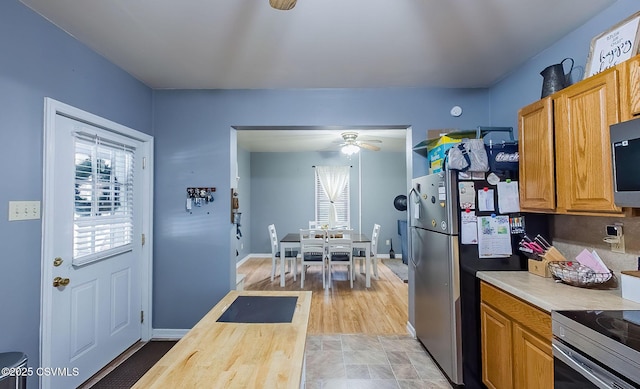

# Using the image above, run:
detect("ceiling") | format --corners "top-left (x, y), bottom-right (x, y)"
top-left (236, 128), bottom-right (407, 152)
top-left (20, 0), bottom-right (616, 152)
top-left (21, 0), bottom-right (615, 90)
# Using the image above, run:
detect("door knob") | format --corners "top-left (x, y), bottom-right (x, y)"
top-left (53, 277), bottom-right (70, 287)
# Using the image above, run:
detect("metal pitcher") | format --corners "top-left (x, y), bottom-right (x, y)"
top-left (540, 58), bottom-right (574, 98)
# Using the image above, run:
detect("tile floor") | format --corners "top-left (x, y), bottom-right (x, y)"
top-left (304, 334), bottom-right (453, 389)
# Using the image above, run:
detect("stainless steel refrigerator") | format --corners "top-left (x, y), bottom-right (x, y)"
top-left (409, 169), bottom-right (550, 387)
top-left (409, 170), bottom-right (463, 385)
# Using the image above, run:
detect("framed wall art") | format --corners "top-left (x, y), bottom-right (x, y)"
top-left (584, 11), bottom-right (640, 79)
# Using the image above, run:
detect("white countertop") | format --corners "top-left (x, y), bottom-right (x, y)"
top-left (476, 271), bottom-right (640, 313)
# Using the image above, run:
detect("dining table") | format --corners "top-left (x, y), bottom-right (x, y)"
top-left (279, 232), bottom-right (372, 287)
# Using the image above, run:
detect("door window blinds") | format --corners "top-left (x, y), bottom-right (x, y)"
top-left (315, 169), bottom-right (350, 226)
top-left (73, 132), bottom-right (135, 265)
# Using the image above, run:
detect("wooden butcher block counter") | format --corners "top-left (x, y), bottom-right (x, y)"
top-left (133, 291), bottom-right (312, 389)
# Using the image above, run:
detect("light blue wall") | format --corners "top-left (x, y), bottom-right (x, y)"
top-left (360, 151), bottom-right (408, 255)
top-left (0, 1), bottom-right (152, 385)
top-left (249, 151), bottom-right (357, 254)
top-left (152, 88), bottom-right (491, 328)
top-left (490, 1), bottom-right (640, 130)
top-left (247, 150), bottom-right (406, 255)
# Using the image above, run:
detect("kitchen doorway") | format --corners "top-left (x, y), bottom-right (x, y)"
top-left (230, 125), bottom-right (413, 294)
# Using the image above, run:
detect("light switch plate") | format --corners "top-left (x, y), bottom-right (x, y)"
top-left (8, 201), bottom-right (41, 221)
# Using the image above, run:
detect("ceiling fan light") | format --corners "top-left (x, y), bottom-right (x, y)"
top-left (269, 0), bottom-right (297, 10)
top-left (341, 144), bottom-right (360, 155)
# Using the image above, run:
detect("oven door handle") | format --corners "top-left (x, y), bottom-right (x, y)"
top-left (552, 341), bottom-right (634, 389)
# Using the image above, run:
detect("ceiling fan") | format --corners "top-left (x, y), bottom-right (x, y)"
top-left (269, 0), bottom-right (296, 10)
top-left (337, 131), bottom-right (381, 155)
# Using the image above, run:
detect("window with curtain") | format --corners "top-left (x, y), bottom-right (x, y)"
top-left (73, 132), bottom-right (135, 265)
top-left (315, 166), bottom-right (350, 226)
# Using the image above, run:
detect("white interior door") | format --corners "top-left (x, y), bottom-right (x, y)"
top-left (41, 102), bottom-right (151, 389)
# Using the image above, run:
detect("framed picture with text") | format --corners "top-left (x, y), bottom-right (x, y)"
top-left (584, 11), bottom-right (640, 79)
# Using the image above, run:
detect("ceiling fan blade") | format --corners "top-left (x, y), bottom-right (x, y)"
top-left (359, 139), bottom-right (382, 143)
top-left (358, 142), bottom-right (381, 151)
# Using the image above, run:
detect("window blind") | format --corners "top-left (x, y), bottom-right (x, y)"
top-left (73, 132), bottom-right (135, 265)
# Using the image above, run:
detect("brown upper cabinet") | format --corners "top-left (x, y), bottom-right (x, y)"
top-left (518, 97), bottom-right (555, 211)
top-left (517, 55), bottom-right (640, 216)
top-left (555, 67), bottom-right (621, 213)
top-left (619, 55), bottom-right (640, 121)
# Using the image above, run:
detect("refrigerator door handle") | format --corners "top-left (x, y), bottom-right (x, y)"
top-left (408, 226), bottom-right (417, 269)
top-left (407, 188), bottom-right (419, 269)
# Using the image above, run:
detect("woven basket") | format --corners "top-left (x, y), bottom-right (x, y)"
top-left (547, 261), bottom-right (618, 289)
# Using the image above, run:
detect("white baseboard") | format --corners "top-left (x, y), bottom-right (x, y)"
top-left (236, 253), bottom-right (271, 268)
top-left (151, 328), bottom-right (189, 340)
top-left (406, 321), bottom-right (416, 338)
top-left (378, 253), bottom-right (402, 259)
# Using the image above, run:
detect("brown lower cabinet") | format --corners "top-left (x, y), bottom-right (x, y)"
top-left (480, 281), bottom-right (553, 389)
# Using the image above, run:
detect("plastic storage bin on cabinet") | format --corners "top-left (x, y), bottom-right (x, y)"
top-left (0, 352), bottom-right (27, 389)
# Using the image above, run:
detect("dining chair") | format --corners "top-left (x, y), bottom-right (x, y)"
top-left (299, 228), bottom-right (327, 289)
top-left (308, 221), bottom-right (323, 229)
top-left (268, 224), bottom-right (297, 282)
top-left (327, 229), bottom-right (354, 288)
top-left (355, 223), bottom-right (381, 279)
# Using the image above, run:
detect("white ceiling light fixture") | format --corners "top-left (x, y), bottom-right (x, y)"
top-left (341, 144), bottom-right (360, 155)
top-left (338, 131), bottom-right (382, 155)
top-left (269, 0), bottom-right (297, 10)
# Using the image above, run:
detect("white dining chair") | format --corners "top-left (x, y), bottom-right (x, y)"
top-left (308, 221), bottom-right (323, 229)
top-left (355, 224), bottom-right (381, 279)
top-left (327, 229), bottom-right (354, 288)
top-left (299, 229), bottom-right (327, 288)
top-left (268, 224), bottom-right (297, 282)
top-left (332, 221), bottom-right (350, 229)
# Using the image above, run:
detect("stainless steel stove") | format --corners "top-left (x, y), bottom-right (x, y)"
top-left (552, 310), bottom-right (640, 388)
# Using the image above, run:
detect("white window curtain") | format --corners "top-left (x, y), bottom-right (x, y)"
top-left (315, 172), bottom-right (349, 227)
top-left (316, 165), bottom-right (350, 228)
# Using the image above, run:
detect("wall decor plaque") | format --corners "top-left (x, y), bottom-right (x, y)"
top-left (585, 11), bottom-right (640, 79)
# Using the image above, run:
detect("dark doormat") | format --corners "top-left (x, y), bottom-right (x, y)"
top-left (382, 258), bottom-right (409, 283)
top-left (91, 341), bottom-right (177, 388)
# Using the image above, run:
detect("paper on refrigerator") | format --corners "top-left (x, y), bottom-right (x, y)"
top-left (461, 211), bottom-right (478, 244)
top-left (478, 189), bottom-right (495, 212)
top-left (458, 182), bottom-right (476, 210)
top-left (497, 181), bottom-right (520, 213)
top-left (477, 215), bottom-right (512, 258)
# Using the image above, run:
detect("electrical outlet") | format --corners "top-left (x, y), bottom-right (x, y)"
top-left (8, 201), bottom-right (41, 221)
top-left (611, 235), bottom-right (625, 254)
top-left (386, 239), bottom-right (390, 246)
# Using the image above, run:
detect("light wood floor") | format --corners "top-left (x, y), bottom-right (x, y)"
top-left (237, 257), bottom-right (409, 335)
